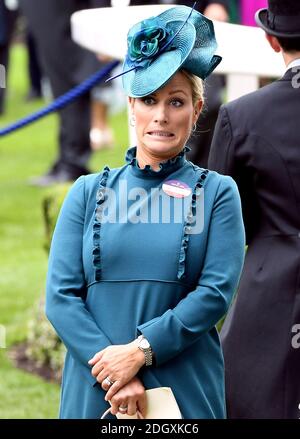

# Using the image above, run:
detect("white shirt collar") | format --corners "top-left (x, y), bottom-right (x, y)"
top-left (287, 58), bottom-right (300, 71)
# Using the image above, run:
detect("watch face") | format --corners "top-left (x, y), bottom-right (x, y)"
top-left (140, 338), bottom-right (150, 349)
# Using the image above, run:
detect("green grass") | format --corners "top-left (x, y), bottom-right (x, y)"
top-left (0, 43), bottom-right (128, 418)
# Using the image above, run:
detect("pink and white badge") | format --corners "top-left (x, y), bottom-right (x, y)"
top-left (162, 180), bottom-right (192, 198)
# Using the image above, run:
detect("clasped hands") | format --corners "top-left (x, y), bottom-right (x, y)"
top-left (88, 340), bottom-right (147, 416)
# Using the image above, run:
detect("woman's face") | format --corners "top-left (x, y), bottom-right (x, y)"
top-left (129, 71), bottom-right (202, 160)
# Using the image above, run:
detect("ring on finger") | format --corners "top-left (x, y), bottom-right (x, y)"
top-left (119, 405), bottom-right (128, 413)
top-left (103, 377), bottom-right (114, 387)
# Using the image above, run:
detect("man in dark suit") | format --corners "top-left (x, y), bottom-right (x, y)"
top-left (20, 0), bottom-right (111, 186)
top-left (208, 0), bottom-right (300, 419)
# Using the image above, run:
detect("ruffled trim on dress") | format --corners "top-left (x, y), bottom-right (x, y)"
top-left (92, 165), bottom-right (110, 281)
top-left (177, 169), bottom-right (209, 280)
top-left (125, 145), bottom-right (191, 177)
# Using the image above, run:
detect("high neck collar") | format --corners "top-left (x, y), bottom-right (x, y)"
top-left (125, 145), bottom-right (190, 178)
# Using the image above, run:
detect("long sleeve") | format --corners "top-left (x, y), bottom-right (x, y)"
top-left (45, 176), bottom-right (111, 386)
top-left (209, 105), bottom-right (258, 244)
top-left (208, 105), bottom-right (234, 175)
top-left (136, 175), bottom-right (245, 366)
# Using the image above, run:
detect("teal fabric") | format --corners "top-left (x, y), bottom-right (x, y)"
top-left (45, 146), bottom-right (245, 419)
top-left (120, 6), bottom-right (222, 97)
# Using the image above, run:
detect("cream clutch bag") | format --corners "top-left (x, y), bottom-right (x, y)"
top-left (100, 387), bottom-right (182, 419)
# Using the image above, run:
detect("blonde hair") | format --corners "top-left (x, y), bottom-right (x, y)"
top-left (180, 69), bottom-right (204, 107)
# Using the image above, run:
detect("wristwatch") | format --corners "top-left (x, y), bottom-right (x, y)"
top-left (136, 335), bottom-right (153, 366)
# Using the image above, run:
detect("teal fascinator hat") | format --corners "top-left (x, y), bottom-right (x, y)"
top-left (108, 4), bottom-right (222, 97)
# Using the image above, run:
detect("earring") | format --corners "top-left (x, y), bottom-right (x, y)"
top-left (130, 115), bottom-right (136, 127)
top-left (192, 123), bottom-right (197, 132)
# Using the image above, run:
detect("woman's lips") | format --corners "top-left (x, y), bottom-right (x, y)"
top-left (146, 131), bottom-right (174, 138)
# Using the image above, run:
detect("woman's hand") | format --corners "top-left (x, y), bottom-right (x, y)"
top-left (88, 341), bottom-right (145, 401)
top-left (108, 376), bottom-right (147, 417)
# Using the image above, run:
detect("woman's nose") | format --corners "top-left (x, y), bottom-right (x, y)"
top-left (154, 104), bottom-right (168, 124)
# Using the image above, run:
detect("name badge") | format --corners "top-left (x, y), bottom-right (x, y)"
top-left (162, 179), bottom-right (192, 198)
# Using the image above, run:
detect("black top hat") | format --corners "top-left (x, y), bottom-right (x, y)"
top-left (255, 0), bottom-right (300, 38)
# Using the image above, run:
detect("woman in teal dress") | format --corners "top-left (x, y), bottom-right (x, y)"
top-left (45, 5), bottom-right (245, 419)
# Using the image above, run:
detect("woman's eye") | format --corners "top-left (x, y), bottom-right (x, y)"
top-left (142, 97), bottom-right (155, 105)
top-left (170, 99), bottom-right (184, 107)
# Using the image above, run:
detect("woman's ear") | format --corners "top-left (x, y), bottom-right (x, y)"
top-left (128, 96), bottom-right (135, 113)
top-left (193, 100), bottom-right (203, 124)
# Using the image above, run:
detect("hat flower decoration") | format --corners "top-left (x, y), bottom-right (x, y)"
top-left (127, 16), bottom-right (172, 69)
top-left (107, 3), bottom-right (222, 97)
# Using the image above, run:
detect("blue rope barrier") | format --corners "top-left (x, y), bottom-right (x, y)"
top-left (0, 60), bottom-right (120, 137)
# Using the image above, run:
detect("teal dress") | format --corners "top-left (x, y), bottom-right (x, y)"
top-left (45, 145), bottom-right (245, 419)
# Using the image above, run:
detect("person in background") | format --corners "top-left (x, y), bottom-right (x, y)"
top-left (20, 0), bottom-right (112, 186)
top-left (0, 0), bottom-right (18, 115)
top-left (25, 29), bottom-right (43, 101)
top-left (208, 0), bottom-right (300, 419)
top-left (89, 81), bottom-right (115, 151)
